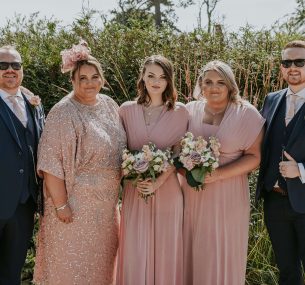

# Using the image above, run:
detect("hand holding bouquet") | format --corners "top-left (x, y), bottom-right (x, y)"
top-left (174, 132), bottom-right (221, 191)
top-left (121, 143), bottom-right (172, 201)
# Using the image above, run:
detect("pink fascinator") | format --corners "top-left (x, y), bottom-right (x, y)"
top-left (60, 39), bottom-right (91, 73)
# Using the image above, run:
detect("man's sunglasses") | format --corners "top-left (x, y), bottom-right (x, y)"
top-left (0, 62), bottom-right (23, 70)
top-left (281, 59), bottom-right (305, 68)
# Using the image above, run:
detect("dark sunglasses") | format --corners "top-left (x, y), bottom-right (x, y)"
top-left (281, 59), bottom-right (305, 68)
top-left (0, 62), bottom-right (23, 70)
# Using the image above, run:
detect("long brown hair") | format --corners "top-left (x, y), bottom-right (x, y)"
top-left (137, 55), bottom-right (177, 110)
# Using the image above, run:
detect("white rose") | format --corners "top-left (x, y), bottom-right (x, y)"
top-left (153, 165), bottom-right (161, 171)
top-left (154, 157), bottom-right (162, 163)
top-left (212, 162), bottom-right (219, 168)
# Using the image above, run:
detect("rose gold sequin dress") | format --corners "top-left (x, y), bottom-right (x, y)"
top-left (33, 93), bottom-right (126, 285)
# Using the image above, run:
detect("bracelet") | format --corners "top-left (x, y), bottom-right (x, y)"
top-left (55, 203), bottom-right (68, 211)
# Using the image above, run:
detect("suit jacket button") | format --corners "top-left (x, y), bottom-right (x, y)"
top-left (19, 169), bottom-right (24, 174)
top-left (18, 151), bottom-right (22, 156)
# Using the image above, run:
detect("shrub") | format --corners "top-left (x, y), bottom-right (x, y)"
top-left (1, 11), bottom-right (303, 284)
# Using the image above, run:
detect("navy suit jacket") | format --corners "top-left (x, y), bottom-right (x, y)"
top-left (0, 93), bottom-right (44, 219)
top-left (256, 88), bottom-right (305, 213)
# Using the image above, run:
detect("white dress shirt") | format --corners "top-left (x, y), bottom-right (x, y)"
top-left (0, 88), bottom-right (28, 126)
top-left (286, 87), bottom-right (305, 183)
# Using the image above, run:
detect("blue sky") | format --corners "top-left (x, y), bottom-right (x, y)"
top-left (1, 0), bottom-right (297, 32)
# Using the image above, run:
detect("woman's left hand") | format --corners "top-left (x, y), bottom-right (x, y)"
top-left (204, 169), bottom-right (222, 184)
top-left (136, 178), bottom-right (159, 195)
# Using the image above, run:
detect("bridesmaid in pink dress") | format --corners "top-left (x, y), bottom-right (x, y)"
top-left (116, 55), bottom-right (188, 285)
top-left (180, 60), bottom-right (265, 285)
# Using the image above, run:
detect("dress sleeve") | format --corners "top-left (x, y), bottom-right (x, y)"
top-left (174, 102), bottom-right (189, 141)
top-left (238, 103), bottom-right (265, 150)
top-left (118, 102), bottom-right (129, 131)
top-left (37, 103), bottom-right (77, 181)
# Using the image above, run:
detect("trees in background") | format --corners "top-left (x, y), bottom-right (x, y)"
top-left (197, 0), bottom-right (220, 33)
top-left (290, 0), bottom-right (305, 33)
top-left (110, 0), bottom-right (195, 29)
top-left (275, 0), bottom-right (304, 34)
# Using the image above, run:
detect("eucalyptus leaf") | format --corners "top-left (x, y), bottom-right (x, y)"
top-left (186, 170), bottom-right (202, 187)
top-left (191, 167), bottom-right (206, 183)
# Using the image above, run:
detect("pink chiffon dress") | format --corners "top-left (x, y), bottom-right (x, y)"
top-left (116, 101), bottom-right (189, 285)
top-left (181, 100), bottom-right (265, 285)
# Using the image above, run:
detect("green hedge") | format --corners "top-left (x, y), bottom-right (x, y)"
top-left (1, 12), bottom-right (303, 285)
top-left (1, 13), bottom-right (302, 112)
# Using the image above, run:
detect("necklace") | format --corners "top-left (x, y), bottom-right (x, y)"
top-left (143, 105), bottom-right (164, 126)
top-left (202, 102), bottom-right (230, 125)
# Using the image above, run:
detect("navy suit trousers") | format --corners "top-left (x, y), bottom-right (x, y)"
top-left (0, 198), bottom-right (35, 285)
top-left (264, 191), bottom-right (305, 285)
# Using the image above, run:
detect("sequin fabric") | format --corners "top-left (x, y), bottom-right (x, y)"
top-left (33, 93), bottom-right (126, 285)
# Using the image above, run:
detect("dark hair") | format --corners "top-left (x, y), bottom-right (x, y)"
top-left (137, 55), bottom-right (177, 110)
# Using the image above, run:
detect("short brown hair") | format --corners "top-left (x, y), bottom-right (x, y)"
top-left (282, 40), bottom-right (305, 57)
top-left (283, 40), bottom-right (305, 50)
top-left (137, 55), bottom-right (177, 110)
top-left (0, 45), bottom-right (22, 60)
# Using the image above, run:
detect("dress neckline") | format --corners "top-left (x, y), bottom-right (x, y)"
top-left (200, 100), bottom-right (231, 128)
top-left (140, 104), bottom-right (167, 138)
top-left (68, 93), bottom-right (103, 111)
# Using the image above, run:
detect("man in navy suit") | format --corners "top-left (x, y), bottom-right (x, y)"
top-left (0, 45), bottom-right (44, 284)
top-left (257, 40), bottom-right (305, 285)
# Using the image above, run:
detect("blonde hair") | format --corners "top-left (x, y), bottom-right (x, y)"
top-left (194, 60), bottom-right (241, 104)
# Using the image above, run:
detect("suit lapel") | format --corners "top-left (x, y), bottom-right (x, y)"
top-left (0, 96), bottom-right (22, 149)
top-left (264, 89), bottom-right (287, 142)
top-left (22, 93), bottom-right (40, 141)
top-left (287, 102), bottom-right (305, 149)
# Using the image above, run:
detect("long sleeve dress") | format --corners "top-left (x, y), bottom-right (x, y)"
top-left (33, 94), bottom-right (126, 285)
top-left (181, 100), bottom-right (265, 285)
top-left (116, 101), bottom-right (189, 285)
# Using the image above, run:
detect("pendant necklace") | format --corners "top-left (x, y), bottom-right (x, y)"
top-left (144, 104), bottom-right (164, 126)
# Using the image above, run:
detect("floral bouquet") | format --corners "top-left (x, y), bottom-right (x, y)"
top-left (121, 143), bottom-right (172, 201)
top-left (174, 132), bottom-right (221, 191)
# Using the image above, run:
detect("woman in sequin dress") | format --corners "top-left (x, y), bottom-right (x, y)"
top-left (181, 60), bottom-right (265, 285)
top-left (116, 55), bottom-right (189, 285)
top-left (33, 42), bottom-right (126, 285)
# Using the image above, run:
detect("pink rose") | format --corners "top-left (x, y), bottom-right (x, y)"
top-left (181, 156), bottom-right (194, 171)
top-left (29, 95), bottom-right (41, 106)
top-left (213, 150), bottom-right (220, 158)
top-left (195, 137), bottom-right (208, 152)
